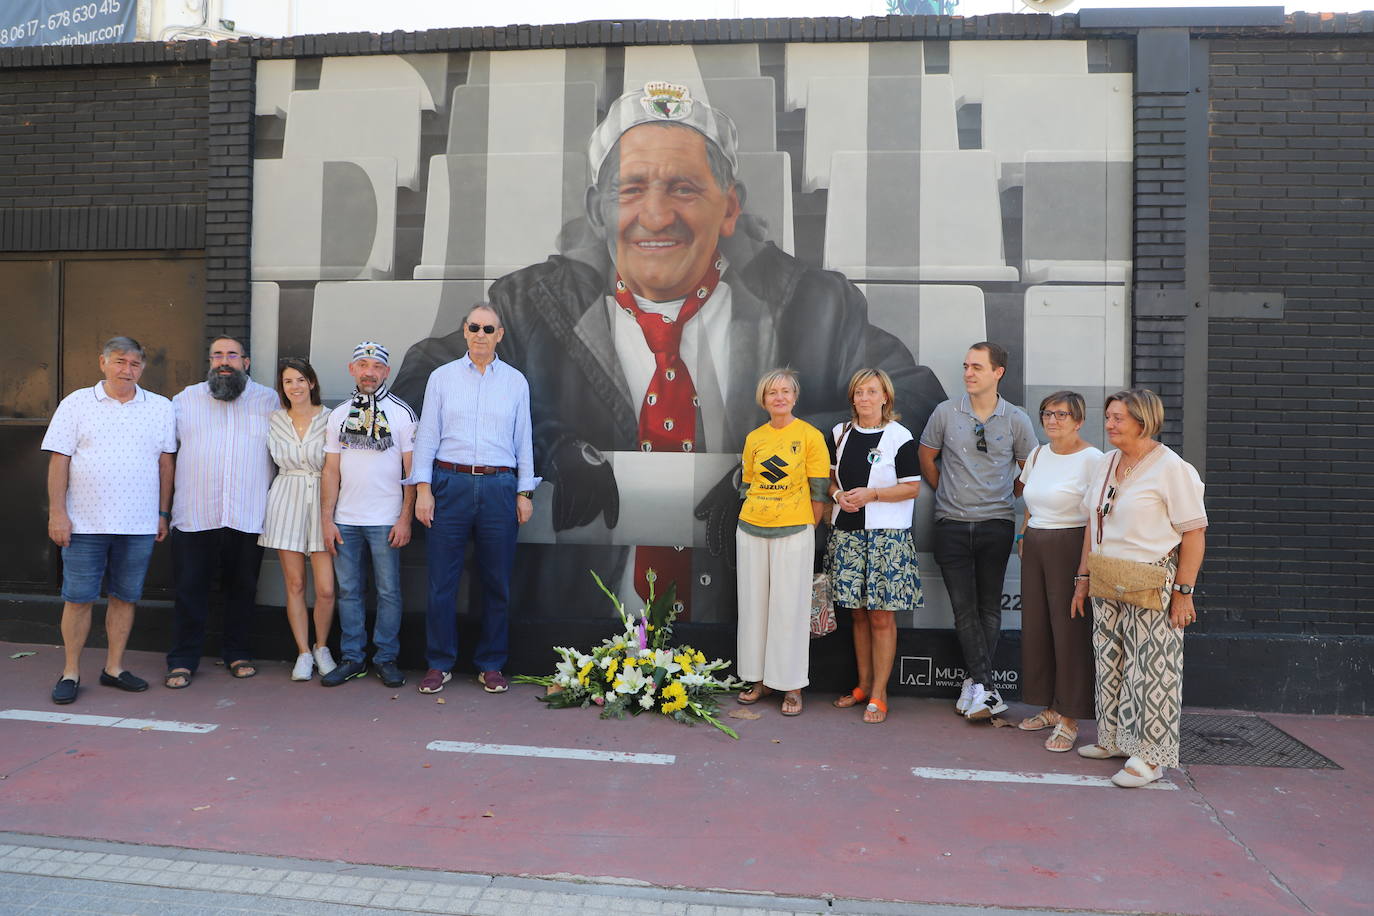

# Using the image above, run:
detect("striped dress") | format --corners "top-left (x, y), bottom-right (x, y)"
top-left (257, 407), bottom-right (330, 553)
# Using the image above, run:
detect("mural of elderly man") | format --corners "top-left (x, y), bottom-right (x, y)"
top-left (395, 81), bottom-right (945, 618)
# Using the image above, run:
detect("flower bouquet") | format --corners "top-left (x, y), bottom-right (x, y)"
top-left (514, 571), bottom-right (745, 738)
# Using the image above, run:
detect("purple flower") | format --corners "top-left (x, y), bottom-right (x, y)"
top-left (636, 617), bottom-right (648, 652)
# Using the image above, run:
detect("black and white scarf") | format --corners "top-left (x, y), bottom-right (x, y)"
top-left (339, 384), bottom-right (394, 451)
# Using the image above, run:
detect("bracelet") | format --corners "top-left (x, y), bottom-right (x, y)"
top-left (1072, 574), bottom-right (1089, 582)
top-left (1015, 533), bottom-right (1024, 542)
top-left (158, 510), bottom-right (171, 520)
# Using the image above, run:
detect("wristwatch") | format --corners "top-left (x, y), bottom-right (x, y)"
top-left (1172, 583), bottom-right (1194, 595)
top-left (517, 490), bottom-right (534, 499)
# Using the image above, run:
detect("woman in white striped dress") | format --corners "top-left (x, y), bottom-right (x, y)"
top-left (258, 358), bottom-right (337, 681)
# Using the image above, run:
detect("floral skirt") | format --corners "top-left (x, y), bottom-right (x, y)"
top-left (826, 528), bottom-right (923, 612)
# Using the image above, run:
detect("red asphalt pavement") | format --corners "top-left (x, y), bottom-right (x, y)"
top-left (1, 640), bottom-right (1369, 915)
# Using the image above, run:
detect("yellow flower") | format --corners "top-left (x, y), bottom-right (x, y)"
top-left (674, 653), bottom-right (694, 675)
top-left (577, 659), bottom-right (594, 686)
top-left (693, 651), bottom-right (706, 666)
top-left (623, 656), bottom-right (637, 668)
top-left (660, 681), bottom-right (688, 714)
top-left (604, 658), bottom-right (619, 681)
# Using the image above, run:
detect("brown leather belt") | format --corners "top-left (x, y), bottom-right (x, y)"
top-left (434, 460), bottom-right (514, 475)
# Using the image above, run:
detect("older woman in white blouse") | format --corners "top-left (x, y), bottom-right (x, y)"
top-left (1071, 389), bottom-right (1206, 788)
top-left (1016, 391), bottom-right (1102, 752)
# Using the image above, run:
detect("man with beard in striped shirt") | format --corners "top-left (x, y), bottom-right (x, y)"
top-left (164, 336), bottom-right (278, 689)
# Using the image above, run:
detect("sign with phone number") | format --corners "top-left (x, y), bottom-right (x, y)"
top-left (1, 0), bottom-right (134, 48)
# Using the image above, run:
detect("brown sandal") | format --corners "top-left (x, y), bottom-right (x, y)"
top-left (737, 682), bottom-right (773, 705)
top-left (781, 690), bottom-right (803, 716)
top-left (833, 687), bottom-right (867, 709)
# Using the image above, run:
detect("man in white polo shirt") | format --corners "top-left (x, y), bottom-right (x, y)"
top-left (42, 336), bottom-right (175, 705)
top-left (320, 341), bottom-right (417, 688)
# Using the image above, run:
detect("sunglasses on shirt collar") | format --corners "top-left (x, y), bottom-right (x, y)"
top-left (973, 420), bottom-right (988, 453)
top-left (467, 323), bottom-right (498, 335)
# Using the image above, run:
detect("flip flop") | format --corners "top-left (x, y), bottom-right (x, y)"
top-left (780, 690), bottom-right (803, 717)
top-left (228, 660), bottom-right (257, 679)
top-left (737, 683), bottom-right (773, 705)
top-left (863, 698), bottom-right (888, 724)
top-left (833, 687), bottom-right (867, 709)
top-left (164, 668), bottom-right (193, 689)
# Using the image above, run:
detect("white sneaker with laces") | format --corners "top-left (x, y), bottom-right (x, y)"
top-left (955, 677), bottom-right (975, 715)
top-left (967, 686), bottom-right (1009, 720)
top-left (291, 652), bottom-right (314, 681)
top-left (313, 645), bottom-right (337, 676)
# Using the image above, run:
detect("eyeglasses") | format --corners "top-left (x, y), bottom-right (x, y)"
top-left (1040, 410), bottom-right (1074, 421)
top-left (467, 323), bottom-right (498, 335)
top-left (1100, 485), bottom-right (1117, 517)
top-left (973, 420), bottom-right (987, 453)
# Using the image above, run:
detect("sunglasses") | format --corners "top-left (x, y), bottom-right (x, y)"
top-left (973, 420), bottom-right (988, 453)
top-left (1040, 410), bottom-right (1074, 421)
top-left (467, 323), bottom-right (498, 335)
top-left (1101, 485), bottom-right (1117, 517)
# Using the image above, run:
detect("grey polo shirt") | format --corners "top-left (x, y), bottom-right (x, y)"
top-left (920, 395), bottom-right (1038, 522)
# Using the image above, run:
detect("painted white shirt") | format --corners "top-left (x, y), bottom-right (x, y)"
top-left (1020, 444), bottom-right (1104, 529)
top-left (324, 394), bottom-right (418, 527)
top-left (171, 379), bottom-right (280, 534)
top-left (41, 382), bottom-right (176, 535)
top-left (608, 276), bottom-right (731, 448)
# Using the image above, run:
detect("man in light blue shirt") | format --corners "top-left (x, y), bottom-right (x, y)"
top-left (412, 303), bottom-right (539, 695)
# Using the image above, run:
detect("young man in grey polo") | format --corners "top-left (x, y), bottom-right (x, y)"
top-left (919, 341), bottom-right (1037, 721)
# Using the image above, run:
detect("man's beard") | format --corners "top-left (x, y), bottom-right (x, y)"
top-left (207, 366), bottom-right (248, 401)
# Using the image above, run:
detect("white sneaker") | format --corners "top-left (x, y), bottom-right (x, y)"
top-left (966, 686), bottom-right (1009, 721)
top-left (291, 652), bottom-right (314, 681)
top-left (313, 646), bottom-right (337, 676)
top-left (955, 677), bottom-right (975, 715)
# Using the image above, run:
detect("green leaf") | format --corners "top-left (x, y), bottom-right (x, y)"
top-left (9, 652), bottom-right (35, 659)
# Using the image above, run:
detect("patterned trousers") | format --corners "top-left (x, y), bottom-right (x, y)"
top-left (1091, 553), bottom-right (1182, 768)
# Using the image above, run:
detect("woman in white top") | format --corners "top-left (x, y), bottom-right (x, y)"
top-left (827, 369), bottom-right (923, 724)
top-left (1071, 389), bottom-right (1207, 788)
top-left (1015, 392), bottom-right (1102, 752)
top-left (258, 358), bottom-right (337, 682)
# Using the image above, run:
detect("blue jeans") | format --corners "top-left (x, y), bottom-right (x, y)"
top-left (932, 518), bottom-right (1015, 687)
top-left (425, 466), bottom-right (517, 673)
top-left (61, 533), bottom-right (157, 604)
top-left (334, 524), bottom-right (404, 665)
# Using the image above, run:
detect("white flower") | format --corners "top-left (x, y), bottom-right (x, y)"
top-left (638, 693), bottom-right (655, 710)
top-left (677, 673), bottom-right (709, 688)
top-left (605, 690), bottom-right (617, 703)
top-left (612, 664), bottom-right (648, 695)
top-left (650, 649), bottom-right (681, 675)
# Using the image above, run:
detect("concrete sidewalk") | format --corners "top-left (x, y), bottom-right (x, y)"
top-left (0, 832), bottom-right (1126, 915)
top-left (1, 641), bottom-right (1369, 915)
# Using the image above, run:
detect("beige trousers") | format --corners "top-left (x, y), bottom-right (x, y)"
top-left (736, 526), bottom-right (814, 691)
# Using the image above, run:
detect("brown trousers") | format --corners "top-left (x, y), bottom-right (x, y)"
top-left (1019, 525), bottom-right (1095, 719)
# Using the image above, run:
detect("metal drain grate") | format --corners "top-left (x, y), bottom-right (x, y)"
top-left (1180, 714), bottom-right (1341, 769)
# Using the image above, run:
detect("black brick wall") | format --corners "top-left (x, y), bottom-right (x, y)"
top-left (0, 63), bottom-right (209, 250)
top-left (1206, 37), bottom-right (1374, 634)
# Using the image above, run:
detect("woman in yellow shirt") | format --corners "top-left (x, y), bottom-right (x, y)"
top-left (735, 368), bottom-right (830, 716)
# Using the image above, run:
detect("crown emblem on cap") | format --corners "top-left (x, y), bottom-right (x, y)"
top-left (641, 81), bottom-right (693, 120)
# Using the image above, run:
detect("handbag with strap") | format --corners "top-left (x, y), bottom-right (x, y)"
top-left (809, 571), bottom-right (837, 638)
top-left (1087, 453), bottom-right (1168, 610)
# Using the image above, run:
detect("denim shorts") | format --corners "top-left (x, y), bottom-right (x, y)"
top-left (60, 533), bottom-right (157, 604)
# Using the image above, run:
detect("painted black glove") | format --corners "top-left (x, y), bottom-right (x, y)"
top-left (693, 464), bottom-right (743, 571)
top-left (550, 439), bottom-right (619, 531)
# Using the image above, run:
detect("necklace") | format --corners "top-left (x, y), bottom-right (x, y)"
top-left (1119, 441), bottom-right (1158, 479)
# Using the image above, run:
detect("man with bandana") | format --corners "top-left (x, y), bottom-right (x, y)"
top-left (320, 341), bottom-right (417, 688)
top-left (394, 83), bottom-right (944, 620)
top-left (165, 337), bottom-right (280, 689)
